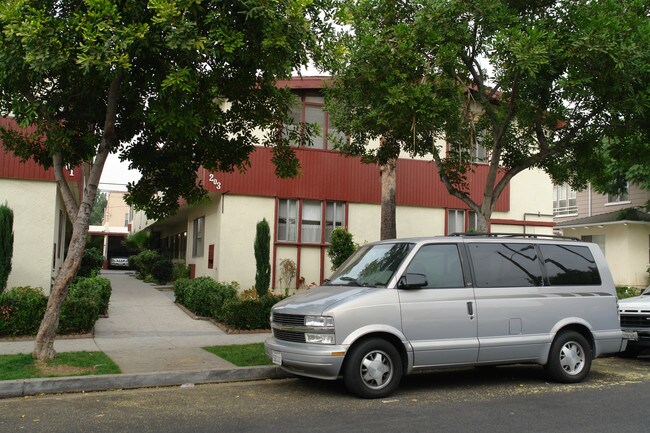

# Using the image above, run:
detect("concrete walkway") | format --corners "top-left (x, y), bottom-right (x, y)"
top-left (0, 270), bottom-right (271, 374)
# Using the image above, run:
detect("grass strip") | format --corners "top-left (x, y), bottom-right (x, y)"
top-left (203, 343), bottom-right (271, 366)
top-left (0, 351), bottom-right (121, 380)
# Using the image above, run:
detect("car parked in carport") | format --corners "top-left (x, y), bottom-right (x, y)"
top-left (109, 256), bottom-right (130, 268)
top-left (619, 285), bottom-right (650, 357)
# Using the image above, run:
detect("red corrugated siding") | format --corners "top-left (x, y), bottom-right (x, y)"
top-left (203, 147), bottom-right (509, 211)
top-left (1, 117), bottom-right (79, 183)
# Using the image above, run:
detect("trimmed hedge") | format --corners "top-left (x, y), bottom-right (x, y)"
top-left (173, 277), bottom-right (285, 330)
top-left (221, 296), bottom-right (284, 330)
top-left (0, 276), bottom-right (110, 336)
top-left (0, 287), bottom-right (48, 336)
top-left (173, 277), bottom-right (237, 319)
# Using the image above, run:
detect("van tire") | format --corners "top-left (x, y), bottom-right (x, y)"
top-left (343, 338), bottom-right (403, 399)
top-left (545, 331), bottom-right (592, 383)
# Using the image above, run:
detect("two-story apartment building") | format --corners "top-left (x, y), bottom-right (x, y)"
top-left (554, 183), bottom-right (650, 288)
top-left (133, 77), bottom-right (555, 291)
top-left (0, 117), bottom-right (81, 294)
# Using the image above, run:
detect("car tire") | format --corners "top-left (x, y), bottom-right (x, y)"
top-left (545, 331), bottom-right (592, 383)
top-left (343, 338), bottom-right (402, 399)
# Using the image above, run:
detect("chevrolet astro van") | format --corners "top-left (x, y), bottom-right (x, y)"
top-left (264, 234), bottom-right (627, 398)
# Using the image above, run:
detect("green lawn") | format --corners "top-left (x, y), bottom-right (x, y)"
top-left (203, 343), bottom-right (271, 366)
top-left (0, 352), bottom-right (121, 381)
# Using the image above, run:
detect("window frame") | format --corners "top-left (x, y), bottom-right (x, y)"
top-left (192, 216), bottom-right (205, 258)
top-left (277, 198), bottom-right (347, 245)
top-left (284, 92), bottom-right (342, 150)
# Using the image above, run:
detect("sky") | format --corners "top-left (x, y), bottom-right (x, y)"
top-left (99, 153), bottom-right (141, 192)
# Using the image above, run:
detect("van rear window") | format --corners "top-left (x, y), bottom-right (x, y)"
top-left (539, 245), bottom-right (601, 286)
top-left (469, 243), bottom-right (543, 287)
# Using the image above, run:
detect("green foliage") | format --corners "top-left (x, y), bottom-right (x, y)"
top-left (254, 219), bottom-right (271, 297)
top-left (89, 191), bottom-right (108, 226)
top-left (221, 295), bottom-right (284, 330)
top-left (0, 287), bottom-right (47, 336)
top-left (174, 277), bottom-right (238, 320)
top-left (58, 295), bottom-right (100, 335)
top-left (617, 286), bottom-right (641, 299)
top-left (0, 203), bottom-right (13, 294)
top-left (125, 230), bottom-right (152, 252)
top-left (130, 249), bottom-right (162, 279)
top-left (327, 0), bottom-right (649, 229)
top-left (327, 228), bottom-right (357, 270)
top-left (172, 262), bottom-right (190, 281)
top-left (77, 247), bottom-right (104, 278)
top-left (68, 276), bottom-right (112, 316)
top-left (151, 258), bottom-right (174, 285)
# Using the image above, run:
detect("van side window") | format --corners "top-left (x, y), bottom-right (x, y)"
top-left (405, 244), bottom-right (464, 288)
top-left (539, 245), bottom-right (602, 285)
top-left (469, 243), bottom-right (543, 287)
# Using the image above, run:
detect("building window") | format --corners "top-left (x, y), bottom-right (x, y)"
top-left (553, 183), bottom-right (578, 216)
top-left (448, 209), bottom-right (465, 235)
top-left (472, 131), bottom-right (489, 163)
top-left (607, 184), bottom-right (629, 204)
top-left (278, 199), bottom-right (298, 242)
top-left (284, 93), bottom-right (345, 150)
top-left (278, 199), bottom-right (347, 244)
top-left (123, 213), bottom-right (129, 227)
top-left (192, 217), bottom-right (205, 258)
top-left (326, 201), bottom-right (346, 241)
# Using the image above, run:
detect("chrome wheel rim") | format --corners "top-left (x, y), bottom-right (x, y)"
top-left (360, 349), bottom-right (393, 390)
top-left (559, 341), bottom-right (585, 376)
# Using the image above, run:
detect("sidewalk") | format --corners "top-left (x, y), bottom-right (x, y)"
top-left (0, 271), bottom-right (286, 398)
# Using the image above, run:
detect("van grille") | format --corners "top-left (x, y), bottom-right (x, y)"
top-left (273, 329), bottom-right (306, 343)
top-left (273, 313), bottom-right (305, 326)
top-left (620, 314), bottom-right (650, 328)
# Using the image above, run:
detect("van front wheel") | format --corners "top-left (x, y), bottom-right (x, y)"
top-left (343, 338), bottom-right (402, 399)
top-left (545, 331), bottom-right (592, 383)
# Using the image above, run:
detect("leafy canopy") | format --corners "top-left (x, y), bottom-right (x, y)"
top-left (326, 0), bottom-right (649, 220)
top-left (0, 0), bottom-right (337, 219)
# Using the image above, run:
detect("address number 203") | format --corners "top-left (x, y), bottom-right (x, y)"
top-left (209, 173), bottom-right (222, 190)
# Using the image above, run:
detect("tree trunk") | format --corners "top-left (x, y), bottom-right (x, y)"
top-left (380, 157), bottom-right (397, 240)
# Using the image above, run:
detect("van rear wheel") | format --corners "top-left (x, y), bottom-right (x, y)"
top-left (545, 331), bottom-right (592, 383)
top-left (343, 338), bottom-right (402, 399)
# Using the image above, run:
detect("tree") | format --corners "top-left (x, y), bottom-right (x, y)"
top-left (89, 191), bottom-right (108, 226)
top-left (0, 203), bottom-right (13, 294)
top-left (327, 227), bottom-right (356, 270)
top-left (254, 219), bottom-right (271, 298)
top-left (326, 0), bottom-right (649, 232)
top-left (0, 0), bottom-right (335, 361)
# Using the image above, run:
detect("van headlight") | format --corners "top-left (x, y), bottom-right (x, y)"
top-left (305, 316), bottom-right (334, 327)
top-left (305, 333), bottom-right (336, 344)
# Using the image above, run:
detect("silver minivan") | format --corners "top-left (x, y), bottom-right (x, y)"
top-left (265, 234), bottom-right (627, 398)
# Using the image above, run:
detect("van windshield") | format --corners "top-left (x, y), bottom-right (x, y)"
top-left (326, 243), bottom-right (414, 287)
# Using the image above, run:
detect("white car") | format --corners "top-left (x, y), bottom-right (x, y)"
top-left (109, 256), bottom-right (130, 268)
top-left (618, 285), bottom-right (650, 357)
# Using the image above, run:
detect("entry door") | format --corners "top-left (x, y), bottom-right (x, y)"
top-left (398, 244), bottom-right (478, 366)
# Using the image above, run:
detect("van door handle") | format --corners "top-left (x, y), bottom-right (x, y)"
top-left (467, 302), bottom-right (474, 316)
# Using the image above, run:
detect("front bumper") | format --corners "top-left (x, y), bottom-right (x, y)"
top-left (622, 329), bottom-right (650, 348)
top-left (264, 337), bottom-right (347, 380)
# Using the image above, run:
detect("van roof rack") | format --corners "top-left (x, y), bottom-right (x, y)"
top-left (449, 232), bottom-right (580, 241)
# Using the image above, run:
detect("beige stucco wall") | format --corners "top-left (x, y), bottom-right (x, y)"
top-left (347, 202), bottom-right (381, 245)
top-left (215, 195), bottom-right (275, 289)
top-left (2, 179), bottom-right (62, 294)
top-left (396, 206), bottom-right (446, 237)
top-left (102, 191), bottom-right (130, 228)
top-left (559, 223), bottom-right (650, 288)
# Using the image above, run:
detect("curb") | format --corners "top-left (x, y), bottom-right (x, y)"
top-left (0, 366), bottom-right (291, 399)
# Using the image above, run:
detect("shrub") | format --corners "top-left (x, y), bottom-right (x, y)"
top-left (617, 286), bottom-right (640, 299)
top-left (172, 262), bottom-right (190, 281)
top-left (68, 276), bottom-right (112, 316)
top-left (78, 247), bottom-right (104, 278)
top-left (0, 287), bottom-right (47, 336)
top-left (254, 219), bottom-right (271, 298)
top-left (58, 295), bottom-right (100, 334)
top-left (173, 277), bottom-right (193, 306)
top-left (221, 295), bottom-right (284, 330)
top-left (0, 203), bottom-right (14, 295)
top-left (131, 249), bottom-right (162, 278)
top-left (151, 258), bottom-right (174, 284)
top-left (327, 228), bottom-right (357, 270)
top-left (176, 277), bottom-right (238, 319)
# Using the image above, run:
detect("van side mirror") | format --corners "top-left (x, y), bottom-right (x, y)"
top-left (398, 273), bottom-right (427, 289)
